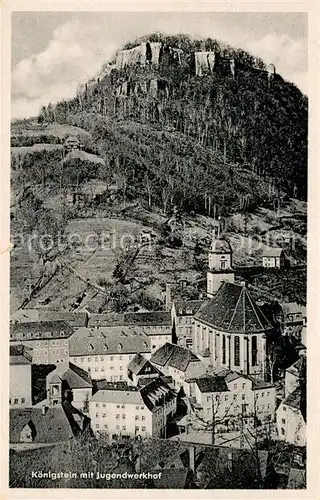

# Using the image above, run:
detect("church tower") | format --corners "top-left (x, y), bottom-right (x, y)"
top-left (207, 234), bottom-right (235, 297)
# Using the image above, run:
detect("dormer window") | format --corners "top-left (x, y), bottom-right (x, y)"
top-left (88, 344), bottom-right (93, 351)
top-left (117, 343), bottom-right (123, 351)
top-left (186, 308), bottom-right (192, 315)
top-left (143, 342), bottom-right (148, 349)
top-left (179, 309), bottom-right (183, 315)
top-left (60, 330), bottom-right (64, 336)
top-left (103, 344), bottom-right (108, 351)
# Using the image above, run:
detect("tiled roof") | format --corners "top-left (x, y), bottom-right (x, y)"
top-left (195, 282), bottom-right (272, 334)
top-left (87, 313), bottom-right (124, 327)
top-left (10, 321), bottom-right (74, 341)
top-left (124, 311), bottom-right (171, 327)
top-left (140, 378), bottom-right (176, 412)
top-left (10, 406), bottom-right (75, 443)
top-left (90, 388), bottom-right (143, 405)
top-left (282, 302), bottom-right (306, 317)
top-left (150, 343), bottom-right (202, 372)
top-left (286, 358), bottom-right (303, 376)
top-left (127, 353), bottom-right (155, 375)
top-left (11, 309), bottom-right (88, 327)
top-left (262, 247), bottom-right (283, 257)
top-left (173, 300), bottom-right (205, 316)
top-left (69, 328), bottom-right (150, 356)
top-left (283, 387), bottom-right (302, 411)
top-left (50, 363), bottom-right (92, 389)
top-left (10, 345), bottom-right (33, 365)
top-left (195, 376), bottom-right (229, 393)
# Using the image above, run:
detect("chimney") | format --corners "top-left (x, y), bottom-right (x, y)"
top-left (189, 445), bottom-right (196, 473)
top-left (41, 405), bottom-right (47, 416)
top-left (135, 455), bottom-right (141, 473)
top-left (165, 283), bottom-right (172, 311)
top-left (227, 451), bottom-right (233, 472)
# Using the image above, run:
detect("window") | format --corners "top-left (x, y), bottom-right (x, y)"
top-left (207, 396), bottom-right (211, 402)
top-left (88, 357), bottom-right (91, 362)
top-left (252, 336), bottom-right (258, 366)
top-left (95, 424), bottom-right (99, 429)
top-left (135, 415), bottom-right (139, 420)
top-left (116, 425), bottom-right (120, 430)
top-left (95, 357), bottom-right (98, 361)
top-left (110, 356), bottom-right (114, 361)
top-left (234, 336), bottom-right (240, 366)
top-left (104, 424), bottom-right (108, 429)
top-left (281, 428), bottom-right (285, 436)
top-left (267, 391), bottom-right (270, 396)
top-left (81, 358), bottom-right (84, 363)
top-left (120, 375), bottom-right (123, 381)
top-left (121, 405), bottom-right (125, 409)
top-left (283, 406), bottom-right (287, 412)
top-left (101, 367), bottom-right (104, 371)
top-left (14, 398), bottom-right (18, 404)
top-left (116, 414), bottom-right (120, 419)
top-left (110, 366), bottom-right (114, 370)
top-left (142, 426), bottom-right (146, 431)
top-left (122, 414), bottom-right (126, 419)
top-left (222, 335), bottom-right (226, 364)
top-left (95, 368), bottom-right (98, 372)
top-left (242, 394), bottom-right (245, 400)
top-left (242, 383), bottom-right (245, 389)
top-left (102, 403), bottom-right (106, 408)
top-left (141, 416), bottom-right (145, 421)
top-left (282, 418), bottom-right (286, 424)
top-left (225, 394), bottom-right (228, 401)
top-left (221, 260), bottom-right (226, 270)
top-left (96, 413), bottom-right (99, 418)
top-left (21, 398), bottom-right (25, 404)
top-left (119, 355), bottom-right (123, 360)
top-left (102, 413), bottom-right (106, 418)
top-left (96, 403), bottom-right (100, 407)
top-left (101, 357), bottom-right (104, 361)
top-left (9, 398), bottom-right (11, 404)
top-left (136, 406), bottom-right (140, 410)
top-left (135, 426), bottom-right (139, 431)
top-left (120, 366), bottom-right (123, 371)
top-left (234, 383), bottom-right (237, 390)
top-left (117, 405), bottom-right (120, 408)
top-left (122, 426), bottom-right (126, 431)
top-left (36, 342), bottom-right (40, 347)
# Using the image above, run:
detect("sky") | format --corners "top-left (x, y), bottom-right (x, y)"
top-left (11, 12), bottom-right (308, 119)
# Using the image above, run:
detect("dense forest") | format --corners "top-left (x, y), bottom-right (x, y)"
top-left (12, 33), bottom-right (307, 219)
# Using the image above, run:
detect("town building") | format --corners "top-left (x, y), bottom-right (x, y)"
top-left (262, 248), bottom-right (285, 268)
top-left (10, 345), bottom-right (33, 408)
top-left (276, 357), bottom-right (306, 447)
top-left (276, 388), bottom-right (306, 447)
top-left (171, 300), bottom-right (204, 350)
top-left (10, 321), bottom-right (74, 365)
top-left (194, 280), bottom-right (273, 379)
top-left (89, 378), bottom-right (177, 439)
top-left (69, 327), bottom-right (151, 381)
top-left (127, 353), bottom-right (161, 386)
top-left (150, 343), bottom-right (206, 394)
top-left (281, 302), bottom-right (306, 338)
top-left (46, 363), bottom-right (92, 412)
top-left (189, 370), bottom-right (276, 430)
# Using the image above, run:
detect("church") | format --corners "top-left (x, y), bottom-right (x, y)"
top-left (192, 235), bottom-right (273, 380)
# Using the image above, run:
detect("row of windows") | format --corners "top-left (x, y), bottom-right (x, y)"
top-left (36, 340), bottom-right (68, 347)
top-left (11, 331), bottom-right (66, 340)
top-left (36, 350), bottom-right (68, 356)
top-left (73, 355), bottom-right (133, 363)
top-left (9, 397), bottom-right (26, 404)
top-left (95, 424), bottom-right (147, 431)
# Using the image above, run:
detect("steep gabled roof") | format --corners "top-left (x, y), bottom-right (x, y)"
top-left (195, 376), bottom-right (229, 393)
top-left (62, 363), bottom-right (92, 389)
top-left (127, 353), bottom-right (159, 376)
top-left (195, 282), bottom-right (272, 334)
top-left (262, 247), bottom-right (284, 258)
top-left (173, 300), bottom-right (205, 316)
top-left (150, 343), bottom-right (201, 372)
top-left (69, 328), bottom-right (150, 356)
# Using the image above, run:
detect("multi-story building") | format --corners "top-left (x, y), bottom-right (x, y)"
top-left (150, 343), bottom-right (206, 395)
top-left (276, 357), bottom-right (306, 447)
top-left (10, 321), bottom-right (74, 365)
top-left (190, 370), bottom-right (276, 429)
top-left (9, 345), bottom-right (33, 408)
top-left (69, 327), bottom-right (151, 381)
top-left (171, 300), bottom-right (204, 350)
top-left (86, 312), bottom-right (172, 353)
top-left (276, 388), bottom-right (306, 447)
top-left (262, 248), bottom-right (285, 269)
top-left (10, 309), bottom-right (89, 329)
top-left (89, 378), bottom-right (177, 439)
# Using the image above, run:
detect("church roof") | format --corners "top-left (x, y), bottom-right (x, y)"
top-left (210, 238), bottom-right (232, 254)
top-left (195, 282), bottom-right (272, 334)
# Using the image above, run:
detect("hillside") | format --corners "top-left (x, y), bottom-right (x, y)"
top-left (10, 33), bottom-right (307, 312)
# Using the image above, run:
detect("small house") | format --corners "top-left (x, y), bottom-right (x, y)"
top-left (262, 248), bottom-right (285, 268)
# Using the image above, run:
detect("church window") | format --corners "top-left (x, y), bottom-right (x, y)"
top-left (252, 336), bottom-right (258, 366)
top-left (234, 336), bottom-right (240, 366)
top-left (222, 335), bottom-right (226, 364)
